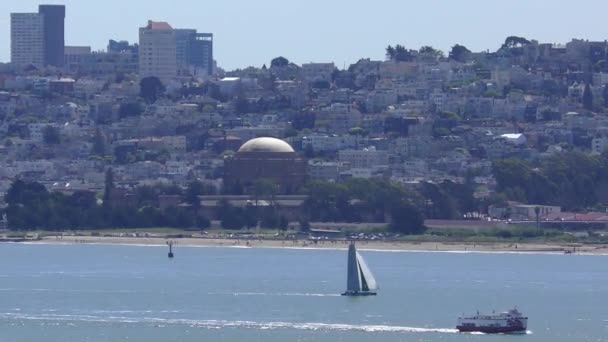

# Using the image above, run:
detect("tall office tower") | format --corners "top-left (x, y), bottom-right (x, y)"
top-left (190, 33), bottom-right (213, 76)
top-left (175, 29), bottom-right (214, 76)
top-left (175, 29), bottom-right (197, 70)
top-left (10, 13), bottom-right (45, 67)
top-left (38, 5), bottom-right (65, 67)
top-left (139, 20), bottom-right (177, 82)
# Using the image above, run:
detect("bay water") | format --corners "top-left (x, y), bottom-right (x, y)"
top-left (0, 243), bottom-right (606, 341)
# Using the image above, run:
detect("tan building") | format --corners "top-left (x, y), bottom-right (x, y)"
top-left (139, 20), bottom-right (177, 82)
top-left (224, 137), bottom-right (307, 194)
top-left (11, 13), bottom-right (44, 67)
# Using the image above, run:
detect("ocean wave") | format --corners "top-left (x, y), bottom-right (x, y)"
top-left (0, 312), bottom-right (458, 334)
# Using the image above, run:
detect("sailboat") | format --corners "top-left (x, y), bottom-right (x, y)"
top-left (341, 243), bottom-right (378, 296)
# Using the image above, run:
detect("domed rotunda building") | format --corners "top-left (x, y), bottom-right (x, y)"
top-left (223, 137), bottom-right (307, 194)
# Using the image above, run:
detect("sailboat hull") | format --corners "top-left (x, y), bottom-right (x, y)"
top-left (341, 291), bottom-right (377, 296)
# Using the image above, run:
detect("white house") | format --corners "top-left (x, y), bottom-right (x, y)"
top-left (338, 147), bottom-right (389, 169)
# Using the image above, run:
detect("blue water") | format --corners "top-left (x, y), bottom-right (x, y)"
top-left (0, 243), bottom-right (606, 341)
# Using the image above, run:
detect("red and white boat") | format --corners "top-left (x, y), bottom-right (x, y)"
top-left (457, 308), bottom-right (528, 334)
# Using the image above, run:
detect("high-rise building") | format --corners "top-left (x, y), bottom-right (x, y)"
top-left (175, 29), bottom-right (196, 69)
top-left (10, 13), bottom-right (45, 67)
top-left (10, 5), bottom-right (65, 68)
top-left (175, 29), bottom-right (214, 76)
top-left (38, 5), bottom-right (65, 67)
top-left (190, 33), bottom-right (213, 76)
top-left (139, 20), bottom-right (177, 82)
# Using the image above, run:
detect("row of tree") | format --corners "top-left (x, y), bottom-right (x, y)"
top-left (4, 179), bottom-right (211, 230)
top-left (385, 44), bottom-right (471, 63)
top-left (492, 151), bottom-right (608, 211)
top-left (4, 174), bottom-right (480, 233)
top-left (301, 178), bottom-right (477, 234)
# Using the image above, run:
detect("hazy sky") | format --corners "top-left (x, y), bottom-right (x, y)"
top-left (1, 0), bottom-right (608, 70)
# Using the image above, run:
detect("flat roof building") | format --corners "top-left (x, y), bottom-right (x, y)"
top-left (39, 5), bottom-right (65, 67)
top-left (10, 5), bottom-right (65, 68)
top-left (175, 29), bottom-right (214, 76)
top-left (10, 13), bottom-right (44, 67)
top-left (139, 20), bottom-right (177, 82)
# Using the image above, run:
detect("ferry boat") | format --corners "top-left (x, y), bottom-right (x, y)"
top-left (457, 308), bottom-right (527, 334)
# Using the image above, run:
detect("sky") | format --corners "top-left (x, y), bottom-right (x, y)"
top-left (2, 0), bottom-right (608, 70)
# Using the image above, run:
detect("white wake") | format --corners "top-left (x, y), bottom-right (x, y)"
top-left (0, 312), bottom-right (458, 334)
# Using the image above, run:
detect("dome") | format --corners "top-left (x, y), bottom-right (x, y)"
top-left (237, 137), bottom-right (295, 153)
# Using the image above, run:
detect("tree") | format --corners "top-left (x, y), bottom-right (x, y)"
top-left (195, 214), bottom-right (210, 229)
top-left (393, 45), bottom-right (415, 62)
top-left (253, 178), bottom-right (277, 207)
top-left (163, 206), bottom-right (195, 228)
top-left (219, 199), bottom-right (245, 229)
top-left (298, 217), bottom-right (311, 232)
top-left (501, 36), bottom-right (530, 50)
top-left (279, 216), bottom-right (289, 231)
top-left (94, 103), bottom-right (114, 125)
top-left (140, 76), bottom-right (165, 103)
top-left (385, 45), bottom-right (396, 60)
top-left (185, 180), bottom-right (205, 214)
top-left (420, 182), bottom-right (459, 219)
top-left (42, 125), bottom-right (60, 144)
top-left (233, 83), bottom-right (249, 114)
top-left (271, 56), bottom-right (289, 68)
top-left (92, 128), bottom-right (106, 156)
top-left (134, 185), bottom-right (158, 208)
top-left (258, 73), bottom-right (276, 91)
top-left (292, 111), bottom-right (316, 130)
top-left (261, 208), bottom-right (280, 228)
top-left (103, 168), bottom-right (115, 209)
top-left (419, 46), bottom-right (444, 60)
top-left (5, 180), bottom-right (50, 229)
top-left (492, 159), bottom-right (532, 193)
top-left (389, 203), bottom-right (426, 234)
top-left (386, 45), bottom-right (415, 62)
top-left (448, 44), bottom-right (471, 63)
top-left (583, 83), bottom-right (593, 110)
top-left (119, 102), bottom-right (144, 118)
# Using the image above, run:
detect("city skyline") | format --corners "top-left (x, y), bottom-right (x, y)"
top-left (2, 0), bottom-right (608, 70)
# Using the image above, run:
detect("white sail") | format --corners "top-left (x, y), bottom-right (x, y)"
top-left (343, 243), bottom-right (378, 295)
top-left (356, 251), bottom-right (378, 291)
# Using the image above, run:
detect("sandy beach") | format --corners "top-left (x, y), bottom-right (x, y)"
top-left (23, 235), bottom-right (608, 255)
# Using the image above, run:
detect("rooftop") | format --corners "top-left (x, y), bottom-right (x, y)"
top-left (145, 20), bottom-right (173, 30)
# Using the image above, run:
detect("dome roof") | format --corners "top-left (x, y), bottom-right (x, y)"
top-left (237, 137), bottom-right (295, 153)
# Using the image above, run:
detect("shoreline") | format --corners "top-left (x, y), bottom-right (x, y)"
top-left (12, 236), bottom-right (608, 255)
